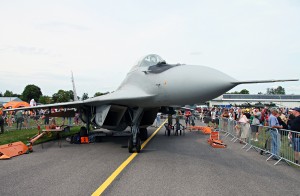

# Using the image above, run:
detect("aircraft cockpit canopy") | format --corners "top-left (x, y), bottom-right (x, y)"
top-left (137, 54), bottom-right (165, 67)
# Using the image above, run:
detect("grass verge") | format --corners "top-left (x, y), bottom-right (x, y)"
top-left (0, 126), bottom-right (81, 146)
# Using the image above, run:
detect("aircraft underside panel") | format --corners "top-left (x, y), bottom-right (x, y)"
top-left (139, 108), bottom-right (160, 128)
top-left (100, 105), bottom-right (127, 130)
top-left (95, 105), bottom-right (111, 126)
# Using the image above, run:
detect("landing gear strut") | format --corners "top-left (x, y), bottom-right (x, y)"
top-left (128, 108), bottom-right (143, 153)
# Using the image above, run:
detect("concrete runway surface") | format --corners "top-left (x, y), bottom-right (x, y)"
top-left (0, 122), bottom-right (299, 196)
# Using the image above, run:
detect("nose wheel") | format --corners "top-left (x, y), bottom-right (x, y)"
top-left (128, 135), bottom-right (141, 153)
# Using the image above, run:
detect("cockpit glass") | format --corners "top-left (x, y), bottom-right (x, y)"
top-left (137, 54), bottom-right (165, 67)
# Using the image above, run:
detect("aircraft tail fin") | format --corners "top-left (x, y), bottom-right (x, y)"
top-left (231, 79), bottom-right (298, 85)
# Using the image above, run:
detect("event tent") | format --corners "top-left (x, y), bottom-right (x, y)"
top-left (3, 101), bottom-right (30, 109)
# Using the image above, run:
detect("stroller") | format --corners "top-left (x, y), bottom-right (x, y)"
top-left (174, 122), bottom-right (185, 136)
top-left (164, 123), bottom-right (185, 136)
top-left (164, 123), bottom-right (173, 136)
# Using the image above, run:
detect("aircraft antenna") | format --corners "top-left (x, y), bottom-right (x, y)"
top-left (71, 71), bottom-right (79, 101)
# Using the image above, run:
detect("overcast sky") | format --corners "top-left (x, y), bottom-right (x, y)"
top-left (0, 0), bottom-right (299, 98)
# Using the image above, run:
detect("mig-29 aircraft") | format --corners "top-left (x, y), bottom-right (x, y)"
top-left (6, 54), bottom-right (298, 153)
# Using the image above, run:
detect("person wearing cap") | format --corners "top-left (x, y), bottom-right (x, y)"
top-left (268, 108), bottom-right (282, 160)
top-left (290, 107), bottom-right (300, 164)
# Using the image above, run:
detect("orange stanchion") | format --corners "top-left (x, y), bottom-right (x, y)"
top-left (207, 131), bottom-right (227, 148)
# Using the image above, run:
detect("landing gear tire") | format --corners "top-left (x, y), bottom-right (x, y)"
top-left (139, 128), bottom-right (148, 141)
top-left (136, 137), bottom-right (141, 153)
top-left (128, 136), bottom-right (134, 153)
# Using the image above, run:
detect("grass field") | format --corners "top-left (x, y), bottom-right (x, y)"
top-left (0, 126), bottom-right (82, 146)
top-left (0, 117), bottom-right (82, 145)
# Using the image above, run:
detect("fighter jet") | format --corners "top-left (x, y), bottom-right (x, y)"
top-left (6, 54), bottom-right (298, 153)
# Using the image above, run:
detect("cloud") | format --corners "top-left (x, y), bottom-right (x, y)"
top-left (190, 52), bottom-right (202, 56)
top-left (36, 22), bottom-right (90, 33)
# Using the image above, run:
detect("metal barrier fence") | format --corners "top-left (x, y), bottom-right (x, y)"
top-left (216, 117), bottom-right (300, 166)
top-left (2, 116), bottom-right (75, 131)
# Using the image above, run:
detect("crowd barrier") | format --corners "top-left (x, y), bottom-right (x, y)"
top-left (215, 117), bottom-right (300, 166)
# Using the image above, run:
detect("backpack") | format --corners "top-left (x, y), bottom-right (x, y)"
top-left (71, 134), bottom-right (81, 144)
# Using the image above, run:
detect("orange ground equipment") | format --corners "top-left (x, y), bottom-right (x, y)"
top-left (80, 137), bottom-right (89, 144)
top-left (207, 131), bottom-right (227, 148)
top-left (0, 132), bottom-right (46, 160)
top-left (188, 126), bottom-right (212, 134)
top-left (0, 142), bottom-right (30, 159)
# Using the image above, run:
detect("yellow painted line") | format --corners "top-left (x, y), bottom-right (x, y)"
top-left (91, 120), bottom-right (167, 196)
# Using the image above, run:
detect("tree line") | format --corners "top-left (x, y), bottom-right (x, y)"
top-left (0, 84), bottom-right (109, 104)
top-left (226, 86), bottom-right (286, 95)
top-left (0, 84), bottom-right (286, 104)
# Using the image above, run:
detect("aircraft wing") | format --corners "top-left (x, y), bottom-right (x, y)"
top-left (4, 87), bottom-right (155, 111)
top-left (231, 79), bottom-right (298, 85)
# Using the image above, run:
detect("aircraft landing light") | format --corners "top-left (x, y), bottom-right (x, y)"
top-left (91, 120), bottom-right (167, 196)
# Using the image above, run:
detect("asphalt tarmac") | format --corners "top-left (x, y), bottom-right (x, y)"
top-left (0, 121), bottom-right (299, 196)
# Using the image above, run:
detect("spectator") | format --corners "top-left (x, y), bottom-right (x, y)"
top-left (30, 99), bottom-right (36, 107)
top-left (185, 110), bottom-right (191, 127)
top-left (221, 108), bottom-right (230, 132)
top-left (211, 108), bottom-right (217, 127)
top-left (290, 107), bottom-right (300, 164)
top-left (268, 109), bottom-right (282, 160)
top-left (229, 108), bottom-right (235, 120)
top-left (228, 108), bottom-right (236, 134)
top-left (287, 110), bottom-right (295, 130)
top-left (15, 110), bottom-right (24, 130)
top-left (44, 110), bottom-right (50, 125)
top-left (74, 112), bottom-right (79, 125)
top-left (251, 110), bottom-right (260, 142)
top-left (255, 108), bottom-right (262, 123)
top-left (238, 110), bottom-right (250, 144)
top-left (155, 113), bottom-right (161, 127)
top-left (277, 111), bottom-right (288, 130)
top-left (7, 112), bottom-right (13, 127)
top-left (279, 110), bottom-right (288, 124)
top-left (221, 108), bottom-right (230, 118)
top-left (23, 111), bottom-right (29, 129)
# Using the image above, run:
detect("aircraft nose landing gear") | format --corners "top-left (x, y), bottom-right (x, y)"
top-left (128, 108), bottom-right (143, 153)
top-left (128, 134), bottom-right (141, 153)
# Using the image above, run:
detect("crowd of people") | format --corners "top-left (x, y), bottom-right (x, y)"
top-left (156, 106), bottom-right (300, 164)
top-left (0, 107), bottom-right (81, 132)
top-left (194, 106), bottom-right (300, 164)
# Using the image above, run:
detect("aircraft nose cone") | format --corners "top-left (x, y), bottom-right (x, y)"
top-left (159, 65), bottom-right (237, 104)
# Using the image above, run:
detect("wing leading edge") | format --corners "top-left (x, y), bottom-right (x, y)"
top-left (4, 87), bottom-right (155, 111)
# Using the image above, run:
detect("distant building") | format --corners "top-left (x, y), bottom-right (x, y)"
top-left (0, 97), bottom-right (22, 106)
top-left (209, 94), bottom-right (300, 108)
